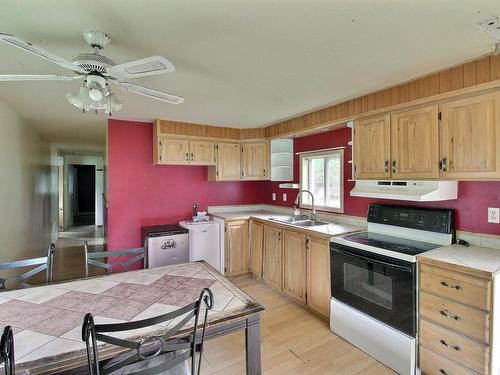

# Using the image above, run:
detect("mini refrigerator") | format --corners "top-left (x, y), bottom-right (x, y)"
top-left (179, 221), bottom-right (221, 272)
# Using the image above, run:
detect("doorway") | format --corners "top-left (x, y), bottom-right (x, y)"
top-left (71, 164), bottom-right (96, 226)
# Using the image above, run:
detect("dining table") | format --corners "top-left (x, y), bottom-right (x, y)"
top-left (0, 261), bottom-right (264, 374)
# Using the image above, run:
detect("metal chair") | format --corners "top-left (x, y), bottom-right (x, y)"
top-left (84, 241), bottom-right (145, 278)
top-left (0, 326), bottom-right (15, 375)
top-left (0, 243), bottom-right (55, 290)
top-left (82, 288), bottom-right (214, 375)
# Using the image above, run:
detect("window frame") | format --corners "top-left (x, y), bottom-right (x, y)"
top-left (298, 149), bottom-right (344, 213)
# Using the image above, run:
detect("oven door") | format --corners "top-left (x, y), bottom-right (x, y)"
top-left (330, 242), bottom-right (416, 337)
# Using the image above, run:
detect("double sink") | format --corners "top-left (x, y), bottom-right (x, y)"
top-left (269, 216), bottom-right (330, 227)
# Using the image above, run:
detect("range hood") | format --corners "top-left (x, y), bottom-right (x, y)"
top-left (350, 180), bottom-right (458, 201)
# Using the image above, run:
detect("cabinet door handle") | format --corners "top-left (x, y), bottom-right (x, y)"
top-left (384, 160), bottom-right (389, 173)
top-left (439, 157), bottom-right (448, 172)
top-left (185, 152), bottom-right (189, 161)
top-left (440, 281), bottom-right (462, 290)
top-left (391, 160), bottom-right (397, 174)
top-left (277, 232), bottom-right (281, 241)
top-left (440, 339), bottom-right (460, 351)
top-left (439, 369), bottom-right (448, 375)
top-left (440, 309), bottom-right (461, 321)
top-left (190, 152), bottom-right (194, 161)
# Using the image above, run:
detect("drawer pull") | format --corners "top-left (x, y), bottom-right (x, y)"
top-left (440, 339), bottom-right (460, 351)
top-left (440, 281), bottom-right (462, 290)
top-left (439, 370), bottom-right (448, 375)
top-left (439, 309), bottom-right (461, 321)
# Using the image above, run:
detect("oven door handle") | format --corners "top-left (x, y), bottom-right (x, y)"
top-left (331, 246), bottom-right (413, 273)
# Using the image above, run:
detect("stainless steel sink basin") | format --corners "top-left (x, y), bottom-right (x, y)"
top-left (292, 219), bottom-right (330, 227)
top-left (269, 217), bottom-right (330, 227)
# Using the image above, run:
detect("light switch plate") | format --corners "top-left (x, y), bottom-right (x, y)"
top-left (283, 193), bottom-right (287, 201)
top-left (272, 193), bottom-right (276, 201)
top-left (488, 207), bottom-right (500, 224)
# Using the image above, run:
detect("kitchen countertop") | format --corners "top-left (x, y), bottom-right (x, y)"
top-left (211, 209), bottom-right (364, 240)
top-left (418, 244), bottom-right (500, 279)
top-left (3, 261), bottom-right (264, 374)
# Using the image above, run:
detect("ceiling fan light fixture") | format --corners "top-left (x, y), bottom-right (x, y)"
top-left (89, 87), bottom-right (103, 101)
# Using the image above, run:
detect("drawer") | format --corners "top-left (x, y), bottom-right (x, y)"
top-left (420, 319), bottom-right (489, 374)
top-left (420, 345), bottom-right (480, 375)
top-left (419, 263), bottom-right (491, 311)
top-left (420, 291), bottom-right (490, 344)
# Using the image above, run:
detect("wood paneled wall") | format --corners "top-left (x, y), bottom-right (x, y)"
top-left (157, 54), bottom-right (500, 140)
top-left (156, 119), bottom-right (266, 140)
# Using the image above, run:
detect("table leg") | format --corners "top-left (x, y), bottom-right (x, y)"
top-left (245, 314), bottom-right (262, 375)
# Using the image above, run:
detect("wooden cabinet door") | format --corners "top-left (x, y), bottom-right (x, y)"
top-left (282, 230), bottom-right (307, 304)
top-left (262, 225), bottom-right (282, 290)
top-left (391, 105), bottom-right (440, 179)
top-left (306, 237), bottom-right (330, 318)
top-left (217, 143), bottom-right (241, 180)
top-left (241, 142), bottom-right (269, 180)
top-left (224, 220), bottom-right (249, 277)
top-left (249, 220), bottom-right (264, 278)
top-left (190, 140), bottom-right (216, 166)
top-left (158, 137), bottom-right (190, 165)
top-left (440, 92), bottom-right (500, 179)
top-left (353, 114), bottom-right (391, 179)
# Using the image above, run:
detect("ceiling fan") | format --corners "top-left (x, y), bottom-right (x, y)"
top-left (0, 31), bottom-right (184, 115)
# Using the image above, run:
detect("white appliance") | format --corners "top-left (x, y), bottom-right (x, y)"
top-left (350, 180), bottom-right (458, 201)
top-left (179, 220), bottom-right (222, 273)
top-left (142, 224), bottom-right (189, 268)
top-left (330, 203), bottom-right (454, 375)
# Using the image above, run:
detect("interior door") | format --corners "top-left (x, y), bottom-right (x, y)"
top-left (391, 105), bottom-right (440, 179)
top-left (353, 114), bottom-right (391, 179)
top-left (262, 225), bottom-right (282, 290)
top-left (440, 92), bottom-right (500, 179)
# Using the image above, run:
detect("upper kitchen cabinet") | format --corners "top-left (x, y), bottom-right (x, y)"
top-left (211, 142), bottom-right (241, 181)
top-left (157, 137), bottom-right (190, 165)
top-left (353, 114), bottom-right (391, 179)
top-left (189, 139), bottom-right (217, 166)
top-left (391, 105), bottom-right (440, 179)
top-left (439, 92), bottom-right (500, 179)
top-left (241, 141), bottom-right (270, 180)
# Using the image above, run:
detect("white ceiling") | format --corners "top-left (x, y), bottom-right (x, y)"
top-left (0, 0), bottom-right (499, 146)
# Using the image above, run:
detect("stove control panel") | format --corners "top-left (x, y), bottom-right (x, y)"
top-left (367, 204), bottom-right (454, 234)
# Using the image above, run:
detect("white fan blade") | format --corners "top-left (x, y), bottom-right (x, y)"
top-left (116, 81), bottom-right (184, 104)
top-left (107, 56), bottom-right (175, 79)
top-left (0, 33), bottom-right (86, 74)
top-left (0, 74), bottom-right (83, 82)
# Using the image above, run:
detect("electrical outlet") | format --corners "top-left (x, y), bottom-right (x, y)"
top-left (488, 207), bottom-right (500, 224)
top-left (272, 193), bottom-right (276, 201)
top-left (283, 193), bottom-right (287, 201)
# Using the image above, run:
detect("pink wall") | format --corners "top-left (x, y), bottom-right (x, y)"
top-left (263, 127), bottom-right (500, 235)
top-left (107, 119), bottom-right (264, 250)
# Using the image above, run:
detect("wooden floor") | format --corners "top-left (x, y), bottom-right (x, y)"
top-left (202, 277), bottom-right (396, 375)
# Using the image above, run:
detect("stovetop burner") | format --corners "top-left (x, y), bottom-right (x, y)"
top-left (342, 231), bottom-right (442, 256)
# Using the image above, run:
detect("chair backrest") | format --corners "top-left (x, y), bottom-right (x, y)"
top-left (0, 326), bottom-right (15, 375)
top-left (84, 241), bottom-right (145, 278)
top-left (0, 243), bottom-right (55, 290)
top-left (82, 288), bottom-right (214, 375)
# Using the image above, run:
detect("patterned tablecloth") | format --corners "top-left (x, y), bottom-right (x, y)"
top-left (0, 261), bottom-right (263, 373)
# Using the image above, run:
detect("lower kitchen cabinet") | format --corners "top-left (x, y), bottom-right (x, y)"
top-left (249, 220), bottom-right (331, 320)
top-left (306, 236), bottom-right (331, 318)
top-left (262, 224), bottom-right (282, 290)
top-left (282, 230), bottom-right (307, 304)
top-left (249, 220), bottom-right (264, 278)
top-left (224, 220), bottom-right (249, 277)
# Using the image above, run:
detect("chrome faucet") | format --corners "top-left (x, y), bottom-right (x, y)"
top-left (294, 190), bottom-right (316, 220)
